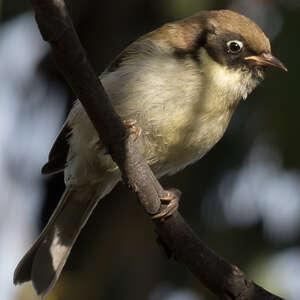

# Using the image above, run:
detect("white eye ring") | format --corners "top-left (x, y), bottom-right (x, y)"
top-left (227, 40), bottom-right (244, 54)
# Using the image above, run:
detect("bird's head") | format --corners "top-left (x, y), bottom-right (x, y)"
top-left (201, 10), bottom-right (287, 76)
top-left (172, 10), bottom-right (287, 73)
top-left (154, 10), bottom-right (287, 101)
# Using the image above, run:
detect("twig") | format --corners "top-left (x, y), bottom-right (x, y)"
top-left (29, 1), bottom-right (285, 299)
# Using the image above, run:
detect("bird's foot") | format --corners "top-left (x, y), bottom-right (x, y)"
top-left (123, 119), bottom-right (142, 141)
top-left (152, 189), bottom-right (181, 221)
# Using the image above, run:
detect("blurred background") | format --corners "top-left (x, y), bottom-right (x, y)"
top-left (0, 0), bottom-right (299, 299)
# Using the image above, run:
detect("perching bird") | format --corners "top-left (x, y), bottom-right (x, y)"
top-left (14, 9), bottom-right (287, 297)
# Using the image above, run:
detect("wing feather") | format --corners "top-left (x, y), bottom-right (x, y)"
top-left (41, 123), bottom-right (71, 175)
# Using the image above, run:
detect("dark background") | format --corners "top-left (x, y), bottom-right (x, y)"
top-left (0, 0), bottom-right (299, 300)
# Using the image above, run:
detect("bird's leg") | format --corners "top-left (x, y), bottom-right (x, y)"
top-left (152, 188), bottom-right (181, 221)
top-left (123, 119), bottom-right (142, 141)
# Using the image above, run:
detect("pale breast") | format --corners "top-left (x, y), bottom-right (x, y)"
top-left (66, 45), bottom-right (248, 181)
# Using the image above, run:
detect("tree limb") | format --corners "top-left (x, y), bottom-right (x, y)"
top-left (29, 1), bottom-right (285, 299)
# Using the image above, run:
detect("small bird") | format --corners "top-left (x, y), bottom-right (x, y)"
top-left (14, 9), bottom-right (287, 296)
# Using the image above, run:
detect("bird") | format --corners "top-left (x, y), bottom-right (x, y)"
top-left (13, 9), bottom-right (287, 297)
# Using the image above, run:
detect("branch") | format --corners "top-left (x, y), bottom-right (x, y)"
top-left (31, 0), bottom-right (163, 215)
top-left (155, 212), bottom-right (284, 300)
top-left (29, 1), bottom-right (285, 299)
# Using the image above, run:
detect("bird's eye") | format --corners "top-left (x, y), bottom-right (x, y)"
top-left (226, 40), bottom-right (244, 54)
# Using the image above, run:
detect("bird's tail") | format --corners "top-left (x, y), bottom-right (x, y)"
top-left (13, 180), bottom-right (117, 297)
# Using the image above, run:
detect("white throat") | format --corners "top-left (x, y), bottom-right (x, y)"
top-left (199, 48), bottom-right (261, 109)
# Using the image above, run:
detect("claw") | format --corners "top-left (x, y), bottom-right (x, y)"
top-left (131, 127), bottom-right (142, 141)
top-left (160, 191), bottom-right (174, 202)
top-left (152, 189), bottom-right (181, 221)
top-left (123, 119), bottom-right (142, 141)
top-left (123, 119), bottom-right (137, 127)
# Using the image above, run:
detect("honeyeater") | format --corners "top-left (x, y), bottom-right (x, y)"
top-left (14, 9), bottom-right (287, 297)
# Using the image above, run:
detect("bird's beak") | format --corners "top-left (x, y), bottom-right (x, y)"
top-left (245, 53), bottom-right (288, 72)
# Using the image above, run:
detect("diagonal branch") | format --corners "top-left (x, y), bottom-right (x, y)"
top-left (29, 1), bottom-right (285, 299)
top-left (31, 0), bottom-right (163, 215)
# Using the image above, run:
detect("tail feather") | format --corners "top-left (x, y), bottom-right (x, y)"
top-left (13, 183), bottom-right (112, 297)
